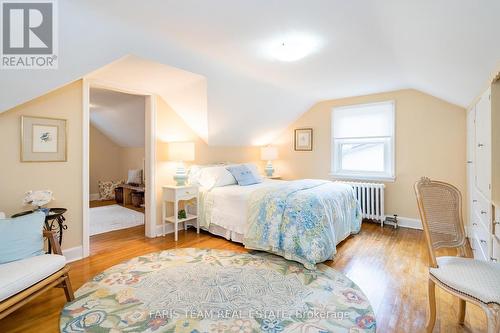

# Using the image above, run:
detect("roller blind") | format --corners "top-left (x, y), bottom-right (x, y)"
top-left (333, 101), bottom-right (394, 139)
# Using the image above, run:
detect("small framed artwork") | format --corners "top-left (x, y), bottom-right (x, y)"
top-left (294, 128), bottom-right (313, 151)
top-left (21, 116), bottom-right (67, 162)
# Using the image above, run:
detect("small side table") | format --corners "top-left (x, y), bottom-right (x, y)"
top-left (266, 175), bottom-right (282, 180)
top-left (45, 208), bottom-right (68, 247)
top-left (161, 185), bottom-right (199, 241)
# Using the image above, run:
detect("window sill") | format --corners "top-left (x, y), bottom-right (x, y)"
top-left (329, 173), bottom-right (396, 183)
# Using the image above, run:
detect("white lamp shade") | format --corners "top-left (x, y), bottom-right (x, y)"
top-left (168, 142), bottom-right (195, 162)
top-left (261, 146), bottom-right (278, 161)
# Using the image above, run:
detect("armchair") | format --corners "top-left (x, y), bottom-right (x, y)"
top-left (415, 177), bottom-right (500, 332)
top-left (0, 213), bottom-right (74, 320)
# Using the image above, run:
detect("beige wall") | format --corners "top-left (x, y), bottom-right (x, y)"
top-left (2, 83), bottom-right (463, 251)
top-left (89, 124), bottom-right (145, 194)
top-left (155, 96), bottom-right (259, 224)
top-left (274, 89), bottom-right (467, 219)
top-left (0, 81), bottom-right (83, 250)
top-left (120, 147), bottom-right (145, 182)
top-left (0, 82), bottom-right (258, 252)
top-left (89, 124), bottom-right (121, 194)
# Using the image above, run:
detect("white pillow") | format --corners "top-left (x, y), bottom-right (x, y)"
top-left (187, 165), bottom-right (204, 185)
top-left (188, 164), bottom-right (223, 185)
top-left (188, 165), bottom-right (236, 188)
top-left (200, 166), bottom-right (237, 188)
top-left (0, 212), bottom-right (5, 219)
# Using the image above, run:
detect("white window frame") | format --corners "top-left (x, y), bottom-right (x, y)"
top-left (330, 101), bottom-right (396, 182)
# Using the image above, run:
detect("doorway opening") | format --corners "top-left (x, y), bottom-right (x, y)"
top-left (88, 87), bottom-right (146, 245)
top-left (82, 81), bottom-right (157, 257)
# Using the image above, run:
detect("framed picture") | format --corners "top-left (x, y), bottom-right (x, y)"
top-left (21, 116), bottom-right (67, 162)
top-left (294, 128), bottom-right (313, 151)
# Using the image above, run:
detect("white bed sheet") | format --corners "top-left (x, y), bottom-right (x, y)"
top-left (200, 179), bottom-right (283, 237)
top-left (200, 179), bottom-right (357, 247)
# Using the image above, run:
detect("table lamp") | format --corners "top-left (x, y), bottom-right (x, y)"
top-left (261, 146), bottom-right (278, 177)
top-left (168, 142), bottom-right (195, 186)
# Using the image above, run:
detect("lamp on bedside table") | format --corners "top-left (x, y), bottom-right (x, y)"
top-left (168, 142), bottom-right (195, 186)
top-left (261, 146), bottom-right (278, 177)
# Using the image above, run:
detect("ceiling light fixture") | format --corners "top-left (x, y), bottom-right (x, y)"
top-left (265, 33), bottom-right (323, 62)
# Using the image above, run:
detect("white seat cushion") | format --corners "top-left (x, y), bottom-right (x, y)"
top-left (430, 256), bottom-right (500, 305)
top-left (0, 254), bottom-right (66, 302)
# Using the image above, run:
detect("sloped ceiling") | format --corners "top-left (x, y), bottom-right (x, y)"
top-left (86, 56), bottom-right (208, 143)
top-left (1, 0), bottom-right (500, 145)
top-left (90, 88), bottom-right (145, 147)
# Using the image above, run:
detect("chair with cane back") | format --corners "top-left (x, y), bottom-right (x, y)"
top-left (414, 177), bottom-right (500, 332)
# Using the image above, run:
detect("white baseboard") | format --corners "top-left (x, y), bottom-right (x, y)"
top-left (384, 215), bottom-right (422, 230)
top-left (89, 193), bottom-right (100, 201)
top-left (154, 221), bottom-right (201, 237)
top-left (62, 246), bottom-right (83, 263)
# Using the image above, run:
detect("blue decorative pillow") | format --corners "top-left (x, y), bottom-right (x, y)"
top-left (226, 165), bottom-right (261, 186)
top-left (0, 211), bottom-right (45, 264)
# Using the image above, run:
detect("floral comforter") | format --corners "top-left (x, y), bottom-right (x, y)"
top-left (244, 179), bottom-right (361, 269)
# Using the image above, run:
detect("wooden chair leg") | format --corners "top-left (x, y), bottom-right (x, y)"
top-left (61, 273), bottom-right (75, 301)
top-left (458, 298), bottom-right (466, 325)
top-left (485, 304), bottom-right (500, 333)
top-left (426, 279), bottom-right (437, 333)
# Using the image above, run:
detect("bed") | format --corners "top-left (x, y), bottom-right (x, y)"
top-left (193, 165), bottom-right (362, 269)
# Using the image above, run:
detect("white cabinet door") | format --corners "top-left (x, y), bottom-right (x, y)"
top-left (467, 106), bottom-right (476, 164)
top-left (467, 107), bottom-right (476, 230)
top-left (475, 88), bottom-right (492, 199)
top-left (492, 236), bottom-right (499, 262)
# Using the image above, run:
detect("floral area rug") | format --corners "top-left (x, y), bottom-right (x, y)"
top-left (60, 248), bottom-right (375, 332)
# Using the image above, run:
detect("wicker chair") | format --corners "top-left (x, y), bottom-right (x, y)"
top-left (414, 177), bottom-right (500, 332)
top-left (0, 230), bottom-right (74, 320)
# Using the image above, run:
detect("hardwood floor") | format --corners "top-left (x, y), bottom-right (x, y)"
top-left (0, 223), bottom-right (488, 333)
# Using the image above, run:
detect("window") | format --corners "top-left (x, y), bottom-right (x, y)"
top-left (331, 101), bottom-right (395, 181)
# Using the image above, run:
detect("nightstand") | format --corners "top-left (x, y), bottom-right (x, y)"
top-left (161, 185), bottom-right (199, 241)
top-left (266, 175), bottom-right (282, 180)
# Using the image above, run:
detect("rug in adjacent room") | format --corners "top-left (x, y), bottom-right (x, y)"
top-left (89, 204), bottom-right (144, 235)
top-left (60, 248), bottom-right (376, 332)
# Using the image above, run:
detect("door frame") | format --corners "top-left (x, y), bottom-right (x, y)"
top-left (82, 78), bottom-right (157, 258)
